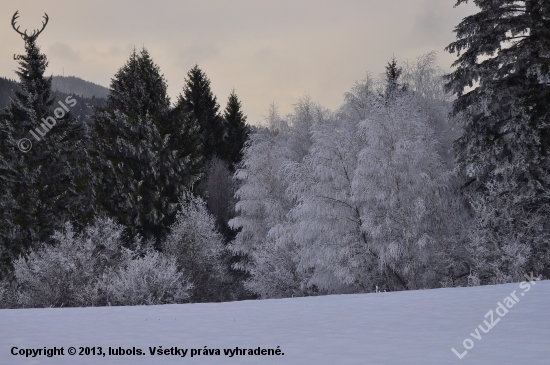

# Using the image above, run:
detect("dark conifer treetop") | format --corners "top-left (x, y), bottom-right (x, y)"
top-left (108, 48), bottom-right (171, 120)
top-left (6, 40), bottom-right (55, 127)
top-left (223, 89), bottom-right (249, 168)
top-left (384, 57), bottom-right (406, 98)
top-left (176, 65), bottom-right (225, 161)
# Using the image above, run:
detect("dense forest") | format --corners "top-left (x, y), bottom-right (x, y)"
top-left (0, 0), bottom-right (548, 308)
top-left (51, 75), bottom-right (110, 99)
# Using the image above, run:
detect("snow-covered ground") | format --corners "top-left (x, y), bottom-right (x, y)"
top-left (1, 280), bottom-right (549, 364)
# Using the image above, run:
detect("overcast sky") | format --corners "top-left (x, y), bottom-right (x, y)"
top-left (0, 0), bottom-right (476, 125)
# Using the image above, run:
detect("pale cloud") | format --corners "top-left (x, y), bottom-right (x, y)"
top-left (409, 0), bottom-right (475, 48)
top-left (47, 42), bottom-right (81, 63)
top-left (173, 43), bottom-right (221, 70)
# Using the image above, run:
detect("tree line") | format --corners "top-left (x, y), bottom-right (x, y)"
top-left (0, 36), bottom-right (249, 306)
top-left (0, 0), bottom-right (548, 307)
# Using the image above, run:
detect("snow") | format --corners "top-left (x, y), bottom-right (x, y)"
top-left (1, 281), bottom-right (549, 364)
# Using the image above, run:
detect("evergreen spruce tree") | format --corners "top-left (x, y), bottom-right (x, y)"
top-left (204, 90), bottom-right (248, 241)
top-left (384, 56), bottom-right (406, 99)
top-left (91, 48), bottom-right (201, 244)
top-left (445, 0), bottom-right (550, 280)
top-left (0, 23), bottom-right (91, 274)
top-left (176, 65), bottom-right (225, 162)
top-left (222, 89), bottom-right (249, 169)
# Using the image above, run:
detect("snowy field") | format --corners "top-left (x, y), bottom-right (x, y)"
top-left (1, 280), bottom-right (549, 365)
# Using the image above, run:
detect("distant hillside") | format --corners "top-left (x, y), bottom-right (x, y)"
top-left (52, 76), bottom-right (110, 99)
top-left (0, 76), bottom-right (105, 124)
top-left (0, 77), bottom-right (20, 109)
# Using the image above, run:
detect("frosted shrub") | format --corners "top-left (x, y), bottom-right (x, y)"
top-left (164, 190), bottom-right (228, 302)
top-left (0, 278), bottom-right (18, 309)
top-left (101, 250), bottom-right (192, 306)
top-left (0, 281), bottom-right (7, 308)
top-left (13, 218), bottom-right (125, 308)
top-left (14, 243), bottom-right (100, 308)
top-left (13, 216), bottom-right (194, 308)
top-left (467, 189), bottom-right (549, 284)
top-left (467, 271), bottom-right (481, 287)
top-left (244, 224), bottom-right (317, 299)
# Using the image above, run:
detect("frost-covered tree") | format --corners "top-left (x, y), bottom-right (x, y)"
top-left (92, 48), bottom-right (199, 244)
top-left (400, 52), bottom-right (464, 176)
top-left (101, 249), bottom-right (192, 306)
top-left (163, 190), bottom-right (229, 302)
top-left (344, 73), bottom-right (376, 121)
top-left (0, 29), bottom-right (91, 273)
top-left (445, 0), bottom-right (550, 280)
top-left (229, 99), bottom-right (333, 298)
top-left (229, 105), bottom-right (290, 271)
top-left (402, 52), bottom-right (450, 102)
top-left (285, 112), bottom-right (374, 293)
top-left (229, 106), bottom-right (298, 296)
top-left (354, 93), bottom-right (467, 290)
top-left (231, 53), bottom-right (469, 296)
top-left (286, 77), bottom-right (466, 293)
